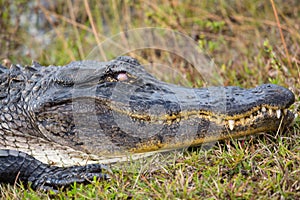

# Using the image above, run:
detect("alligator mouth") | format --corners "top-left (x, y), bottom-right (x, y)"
top-left (114, 104), bottom-right (295, 153)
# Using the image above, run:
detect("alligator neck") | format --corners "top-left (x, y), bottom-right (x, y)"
top-left (0, 63), bottom-right (42, 136)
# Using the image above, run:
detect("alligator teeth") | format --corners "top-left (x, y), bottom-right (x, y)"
top-left (257, 110), bottom-right (261, 115)
top-left (261, 107), bottom-right (267, 112)
top-left (269, 108), bottom-right (273, 115)
top-left (240, 118), bottom-right (245, 124)
top-left (283, 109), bottom-right (288, 115)
top-left (295, 113), bottom-right (298, 119)
top-left (216, 117), bottom-right (223, 124)
top-left (276, 109), bottom-right (281, 119)
top-left (166, 120), bottom-right (172, 125)
top-left (228, 120), bottom-right (235, 130)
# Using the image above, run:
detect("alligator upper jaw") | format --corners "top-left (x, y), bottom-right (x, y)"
top-left (107, 82), bottom-right (295, 125)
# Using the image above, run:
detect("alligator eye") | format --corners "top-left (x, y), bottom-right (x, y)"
top-left (116, 73), bottom-right (128, 81)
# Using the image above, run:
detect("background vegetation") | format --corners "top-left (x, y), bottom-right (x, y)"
top-left (0, 0), bottom-right (299, 199)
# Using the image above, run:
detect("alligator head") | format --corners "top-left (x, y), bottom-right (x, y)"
top-left (21, 56), bottom-right (295, 156)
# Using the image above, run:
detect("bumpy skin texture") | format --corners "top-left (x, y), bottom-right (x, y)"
top-left (0, 149), bottom-right (109, 191)
top-left (0, 56), bottom-right (295, 190)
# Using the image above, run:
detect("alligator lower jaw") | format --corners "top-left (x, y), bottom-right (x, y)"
top-left (128, 108), bottom-right (295, 153)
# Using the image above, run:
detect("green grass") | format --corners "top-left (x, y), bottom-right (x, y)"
top-left (0, 0), bottom-right (299, 199)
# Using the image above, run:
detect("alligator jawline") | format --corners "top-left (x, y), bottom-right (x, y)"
top-left (110, 103), bottom-right (292, 130)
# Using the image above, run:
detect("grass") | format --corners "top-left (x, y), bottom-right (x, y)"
top-left (0, 0), bottom-right (299, 199)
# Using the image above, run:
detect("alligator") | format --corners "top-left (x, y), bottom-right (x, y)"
top-left (0, 56), bottom-right (295, 191)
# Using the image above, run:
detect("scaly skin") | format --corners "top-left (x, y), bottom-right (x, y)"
top-left (0, 56), bottom-right (295, 190)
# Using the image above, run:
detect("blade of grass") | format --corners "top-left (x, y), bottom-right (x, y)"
top-left (270, 0), bottom-right (292, 68)
top-left (67, 0), bottom-right (84, 59)
top-left (38, 1), bottom-right (76, 61)
top-left (84, 0), bottom-right (107, 61)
